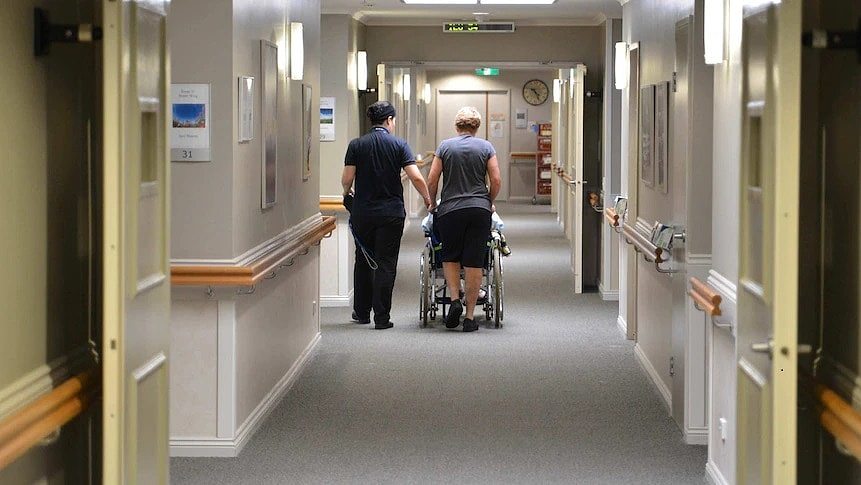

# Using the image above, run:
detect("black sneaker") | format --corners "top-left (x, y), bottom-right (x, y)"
top-left (462, 318), bottom-right (479, 332)
top-left (374, 321), bottom-right (394, 330)
top-left (446, 300), bottom-right (463, 328)
top-left (352, 311), bottom-right (370, 324)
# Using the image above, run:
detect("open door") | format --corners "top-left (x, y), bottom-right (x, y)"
top-left (102, 0), bottom-right (171, 482)
top-left (567, 65), bottom-right (586, 294)
top-left (736, 1), bottom-right (802, 483)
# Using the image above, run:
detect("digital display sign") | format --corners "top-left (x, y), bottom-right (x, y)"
top-left (443, 22), bottom-right (515, 33)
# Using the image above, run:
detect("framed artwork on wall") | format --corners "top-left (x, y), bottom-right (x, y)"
top-left (302, 83), bottom-right (313, 181)
top-left (654, 81), bottom-right (669, 194)
top-left (260, 40), bottom-right (278, 209)
top-left (639, 84), bottom-right (655, 188)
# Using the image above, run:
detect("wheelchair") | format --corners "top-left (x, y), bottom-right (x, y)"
top-left (418, 224), bottom-right (505, 328)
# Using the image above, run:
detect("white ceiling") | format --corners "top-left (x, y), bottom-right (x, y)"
top-left (321, 0), bottom-right (622, 26)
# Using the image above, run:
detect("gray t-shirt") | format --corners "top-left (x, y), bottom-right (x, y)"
top-left (435, 134), bottom-right (496, 217)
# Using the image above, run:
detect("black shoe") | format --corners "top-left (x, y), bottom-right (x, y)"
top-left (374, 321), bottom-right (394, 330)
top-left (462, 318), bottom-right (479, 332)
top-left (352, 311), bottom-right (370, 324)
top-left (446, 300), bottom-right (463, 328)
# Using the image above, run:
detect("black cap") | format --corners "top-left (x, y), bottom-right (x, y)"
top-left (367, 101), bottom-right (396, 124)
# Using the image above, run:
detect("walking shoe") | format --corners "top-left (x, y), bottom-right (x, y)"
top-left (446, 300), bottom-right (463, 328)
top-left (374, 321), bottom-right (394, 330)
top-left (351, 311), bottom-right (370, 324)
top-left (462, 318), bottom-right (479, 332)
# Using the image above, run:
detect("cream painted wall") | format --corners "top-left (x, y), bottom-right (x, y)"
top-left (169, 0), bottom-right (235, 260)
top-left (320, 15), bottom-right (366, 197)
top-left (232, 0), bottom-right (322, 255)
top-left (622, 0), bottom-right (694, 395)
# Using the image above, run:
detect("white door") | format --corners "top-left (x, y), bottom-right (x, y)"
top-left (102, 0), bottom-right (171, 483)
top-left (567, 66), bottom-right (586, 294)
top-left (736, 2), bottom-right (801, 483)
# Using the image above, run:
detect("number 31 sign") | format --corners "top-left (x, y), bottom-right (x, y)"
top-left (170, 83), bottom-right (211, 162)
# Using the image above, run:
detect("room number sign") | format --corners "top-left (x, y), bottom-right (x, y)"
top-left (170, 83), bottom-right (211, 162)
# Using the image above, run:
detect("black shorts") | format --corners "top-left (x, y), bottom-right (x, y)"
top-left (436, 208), bottom-right (492, 268)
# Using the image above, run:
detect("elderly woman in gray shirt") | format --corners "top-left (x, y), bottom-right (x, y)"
top-left (427, 107), bottom-right (502, 332)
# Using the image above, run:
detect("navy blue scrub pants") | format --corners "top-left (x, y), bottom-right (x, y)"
top-left (351, 215), bottom-right (405, 325)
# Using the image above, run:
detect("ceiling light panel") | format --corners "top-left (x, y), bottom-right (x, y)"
top-left (479, 0), bottom-right (557, 4)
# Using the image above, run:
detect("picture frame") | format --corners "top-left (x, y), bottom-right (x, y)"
top-left (302, 83), bottom-right (313, 181)
top-left (260, 40), bottom-right (278, 209)
top-left (654, 81), bottom-right (669, 194)
top-left (639, 84), bottom-right (655, 187)
top-left (238, 76), bottom-right (254, 143)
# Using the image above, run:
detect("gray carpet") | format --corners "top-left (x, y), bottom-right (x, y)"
top-left (171, 202), bottom-right (707, 484)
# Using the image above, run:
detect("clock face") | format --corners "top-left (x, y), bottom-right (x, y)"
top-left (523, 79), bottom-right (549, 106)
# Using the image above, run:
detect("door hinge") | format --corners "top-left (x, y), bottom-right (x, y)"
top-left (802, 19), bottom-right (861, 63)
top-left (672, 72), bottom-right (678, 93)
top-left (669, 356), bottom-right (675, 377)
top-left (34, 8), bottom-right (102, 57)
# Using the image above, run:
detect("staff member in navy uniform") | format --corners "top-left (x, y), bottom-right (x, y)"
top-left (342, 101), bottom-right (433, 329)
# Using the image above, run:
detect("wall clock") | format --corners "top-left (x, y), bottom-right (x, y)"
top-left (522, 79), bottom-right (549, 106)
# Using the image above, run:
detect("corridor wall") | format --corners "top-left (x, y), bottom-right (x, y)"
top-left (168, 0), bottom-right (323, 457)
top-left (318, 14), bottom-right (365, 307)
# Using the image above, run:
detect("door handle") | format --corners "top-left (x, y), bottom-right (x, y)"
top-left (751, 339), bottom-right (774, 356)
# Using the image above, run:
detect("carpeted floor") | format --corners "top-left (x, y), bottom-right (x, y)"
top-left (171, 202), bottom-right (706, 484)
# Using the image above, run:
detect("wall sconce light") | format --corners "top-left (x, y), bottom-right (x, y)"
top-left (357, 51), bottom-right (368, 91)
top-left (403, 73), bottom-right (411, 101)
top-left (703, 0), bottom-right (726, 65)
top-left (568, 68), bottom-right (576, 98)
top-left (552, 79), bottom-right (562, 103)
top-left (290, 22), bottom-right (304, 80)
top-left (614, 41), bottom-right (629, 90)
top-left (423, 83), bottom-right (432, 104)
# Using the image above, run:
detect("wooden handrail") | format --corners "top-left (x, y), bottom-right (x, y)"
top-left (510, 151), bottom-right (537, 158)
top-left (320, 196), bottom-right (346, 213)
top-left (816, 383), bottom-right (861, 461)
top-left (0, 369), bottom-right (96, 471)
top-left (688, 277), bottom-right (722, 316)
top-left (171, 216), bottom-right (336, 286)
top-left (604, 208), bottom-right (620, 227)
top-left (622, 222), bottom-right (664, 264)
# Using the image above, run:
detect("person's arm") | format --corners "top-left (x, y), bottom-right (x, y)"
top-left (487, 154), bottom-right (502, 207)
top-left (427, 155), bottom-right (443, 209)
top-left (341, 165), bottom-right (356, 195)
top-left (404, 164), bottom-right (433, 209)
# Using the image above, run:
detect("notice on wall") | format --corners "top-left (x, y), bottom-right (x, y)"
top-left (515, 109), bottom-right (527, 129)
top-left (490, 112), bottom-right (506, 122)
top-left (171, 83), bottom-right (211, 162)
top-left (320, 97), bottom-right (335, 142)
top-left (491, 121), bottom-right (505, 139)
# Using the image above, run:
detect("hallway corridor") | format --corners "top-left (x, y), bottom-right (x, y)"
top-left (171, 203), bottom-right (706, 484)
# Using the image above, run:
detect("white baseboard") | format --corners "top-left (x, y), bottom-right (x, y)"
top-left (633, 343), bottom-right (672, 412)
top-left (170, 332), bottom-right (321, 457)
top-left (705, 461), bottom-right (730, 485)
top-left (684, 427), bottom-right (708, 445)
top-left (616, 315), bottom-right (627, 338)
top-left (320, 290), bottom-right (353, 308)
top-left (599, 286), bottom-right (619, 301)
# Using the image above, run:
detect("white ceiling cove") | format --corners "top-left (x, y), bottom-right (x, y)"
top-left (321, 0), bottom-right (622, 26)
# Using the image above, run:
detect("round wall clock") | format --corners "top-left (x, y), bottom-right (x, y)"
top-left (522, 79), bottom-right (549, 106)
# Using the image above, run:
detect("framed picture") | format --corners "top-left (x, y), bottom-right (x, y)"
top-left (654, 81), bottom-right (669, 194)
top-left (260, 40), bottom-right (278, 209)
top-left (639, 84), bottom-right (655, 187)
top-left (302, 83), bottom-right (313, 181)
top-left (238, 76), bottom-right (254, 143)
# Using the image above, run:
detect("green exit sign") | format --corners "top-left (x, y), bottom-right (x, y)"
top-left (475, 68), bottom-right (500, 76)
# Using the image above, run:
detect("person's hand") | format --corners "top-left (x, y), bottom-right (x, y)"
top-left (491, 204), bottom-right (496, 213)
top-left (424, 197), bottom-right (434, 210)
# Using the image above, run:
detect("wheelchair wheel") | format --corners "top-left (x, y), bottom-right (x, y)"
top-left (493, 247), bottom-right (503, 328)
top-left (419, 249), bottom-right (432, 327)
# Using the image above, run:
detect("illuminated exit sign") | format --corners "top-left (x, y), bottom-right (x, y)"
top-left (475, 67), bottom-right (500, 76)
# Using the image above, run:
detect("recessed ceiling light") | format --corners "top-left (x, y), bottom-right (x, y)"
top-left (402, 0), bottom-right (477, 4)
top-left (472, 11), bottom-right (490, 15)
